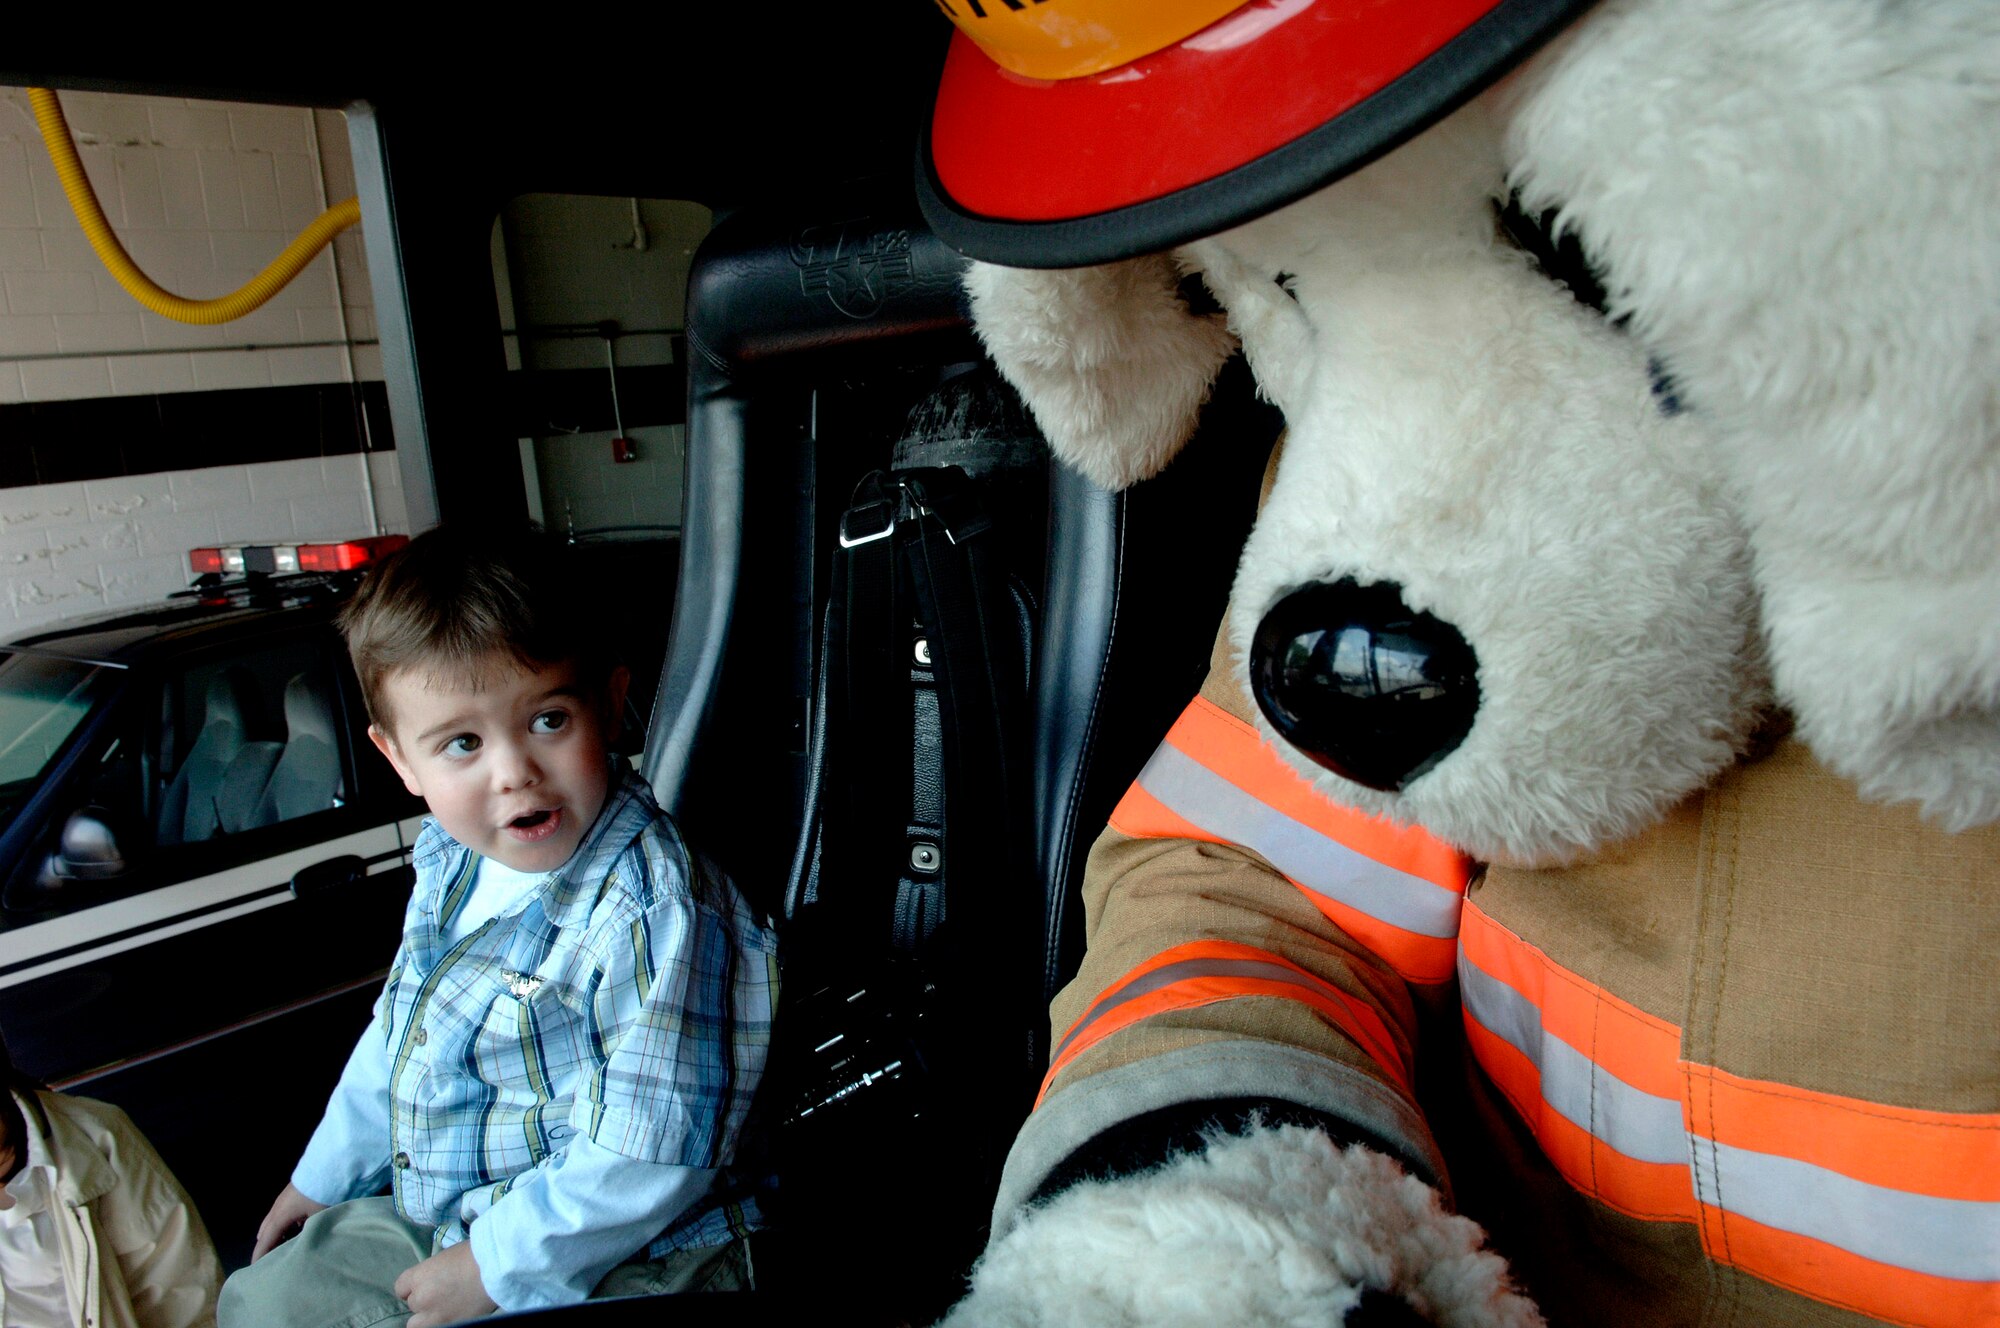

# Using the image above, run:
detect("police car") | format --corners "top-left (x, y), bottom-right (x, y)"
top-left (0, 537), bottom-right (427, 1258)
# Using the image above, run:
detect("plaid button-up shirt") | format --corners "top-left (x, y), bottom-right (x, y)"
top-left (369, 770), bottom-right (777, 1255)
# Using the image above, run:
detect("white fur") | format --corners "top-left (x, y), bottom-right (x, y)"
top-left (969, 1), bottom-right (2000, 841)
top-left (1500, 0), bottom-right (2000, 826)
top-left (937, 1127), bottom-right (1540, 1328)
top-left (949, 2), bottom-right (2000, 1321)
top-left (966, 256), bottom-right (1238, 491)
top-left (1205, 109), bottom-right (1764, 865)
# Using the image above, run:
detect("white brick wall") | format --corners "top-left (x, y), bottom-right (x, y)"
top-left (498, 196), bottom-right (705, 531)
top-left (0, 454), bottom-right (408, 636)
top-left (0, 87), bottom-right (405, 638)
top-left (532, 425), bottom-right (684, 534)
top-left (0, 88), bottom-right (378, 401)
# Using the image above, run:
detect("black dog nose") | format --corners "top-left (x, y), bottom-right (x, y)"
top-left (1249, 579), bottom-right (1480, 793)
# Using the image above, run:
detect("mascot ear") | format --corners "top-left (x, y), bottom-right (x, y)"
top-left (1502, 6), bottom-right (2000, 830)
top-left (967, 256), bottom-right (1238, 491)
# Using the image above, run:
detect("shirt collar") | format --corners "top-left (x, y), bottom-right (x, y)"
top-left (413, 767), bottom-right (663, 931)
top-left (15, 1089), bottom-right (115, 1209)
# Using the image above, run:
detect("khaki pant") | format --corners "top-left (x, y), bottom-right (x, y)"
top-left (217, 1197), bottom-right (751, 1327)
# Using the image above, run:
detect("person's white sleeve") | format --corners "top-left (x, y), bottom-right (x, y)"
top-left (289, 1003), bottom-right (394, 1206)
top-left (466, 1133), bottom-right (717, 1311)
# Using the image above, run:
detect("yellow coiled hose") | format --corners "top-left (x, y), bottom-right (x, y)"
top-left (30, 87), bottom-right (361, 326)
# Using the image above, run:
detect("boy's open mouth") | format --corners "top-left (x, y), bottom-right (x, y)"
top-left (505, 808), bottom-right (561, 841)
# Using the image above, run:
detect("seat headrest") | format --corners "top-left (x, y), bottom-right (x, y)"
top-left (282, 672), bottom-right (338, 746)
top-left (205, 666), bottom-right (261, 732)
top-left (686, 193), bottom-right (973, 376)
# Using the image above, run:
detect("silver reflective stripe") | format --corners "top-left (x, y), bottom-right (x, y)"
top-left (1459, 954), bottom-right (1687, 1166)
top-left (1709, 1140), bottom-right (2000, 1282)
top-left (1051, 955), bottom-right (1393, 1071)
top-left (1463, 948), bottom-right (2000, 1283)
top-left (0, 822), bottom-right (408, 989)
top-left (1136, 742), bottom-right (1461, 939)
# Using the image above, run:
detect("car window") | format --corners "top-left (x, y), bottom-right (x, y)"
top-left (155, 635), bottom-right (353, 848)
top-left (0, 652), bottom-right (108, 834)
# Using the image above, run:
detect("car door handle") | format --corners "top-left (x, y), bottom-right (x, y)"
top-left (291, 854), bottom-right (365, 900)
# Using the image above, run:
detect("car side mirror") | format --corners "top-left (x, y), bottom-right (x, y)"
top-left (38, 808), bottom-right (129, 888)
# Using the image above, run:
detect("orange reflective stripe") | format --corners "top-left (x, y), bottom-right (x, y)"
top-left (1164, 698), bottom-right (1470, 892)
top-left (1038, 940), bottom-right (1411, 1108)
top-left (1462, 903), bottom-right (2000, 1318)
top-left (1464, 1013), bottom-right (1698, 1220)
top-left (1459, 902), bottom-right (1697, 1220)
top-left (1109, 777), bottom-right (1225, 845)
top-left (1109, 780), bottom-right (1460, 983)
top-left (1695, 1205), bottom-right (2000, 1328)
top-left (1108, 698), bottom-right (1468, 983)
top-left (1302, 891), bottom-right (1459, 985)
top-left (1459, 905), bottom-right (1681, 1098)
top-left (1686, 1065), bottom-right (2000, 1204)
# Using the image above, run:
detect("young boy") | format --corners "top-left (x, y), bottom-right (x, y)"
top-left (0, 1031), bottom-right (223, 1328)
top-left (221, 527), bottom-right (777, 1327)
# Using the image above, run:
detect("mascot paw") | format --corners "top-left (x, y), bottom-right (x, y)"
top-left (935, 1125), bottom-right (1541, 1327)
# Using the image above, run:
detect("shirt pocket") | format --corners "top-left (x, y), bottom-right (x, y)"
top-left (476, 973), bottom-right (593, 1108)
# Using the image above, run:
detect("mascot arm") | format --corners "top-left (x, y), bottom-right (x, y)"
top-left (939, 632), bottom-right (1539, 1327)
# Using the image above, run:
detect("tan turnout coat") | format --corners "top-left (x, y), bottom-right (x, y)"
top-left (997, 628), bottom-right (2000, 1328)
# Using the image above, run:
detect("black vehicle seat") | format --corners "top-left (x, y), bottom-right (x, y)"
top-left (647, 187), bottom-right (1274, 1037)
top-left (1027, 351), bottom-right (1277, 998)
top-left (157, 666), bottom-right (263, 846)
top-left (642, 184), bottom-right (1275, 1317)
top-left (249, 671), bottom-right (345, 827)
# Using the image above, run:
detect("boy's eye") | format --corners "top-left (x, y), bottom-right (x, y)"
top-left (531, 710), bottom-right (569, 735)
top-left (445, 734), bottom-right (480, 756)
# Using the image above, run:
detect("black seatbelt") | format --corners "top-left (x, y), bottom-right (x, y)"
top-left (778, 466), bottom-right (1037, 1101)
top-left (829, 473), bottom-right (912, 942)
top-left (796, 469), bottom-right (1029, 955)
top-left (765, 464), bottom-right (1040, 1313)
top-left (896, 469), bottom-right (1025, 959)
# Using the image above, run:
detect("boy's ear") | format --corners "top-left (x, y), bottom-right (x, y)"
top-left (368, 723), bottom-right (424, 798)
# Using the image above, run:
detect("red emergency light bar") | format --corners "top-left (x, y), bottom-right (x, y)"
top-left (188, 535), bottom-right (409, 578)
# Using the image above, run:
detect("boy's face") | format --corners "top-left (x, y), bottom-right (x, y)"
top-left (369, 653), bottom-right (629, 874)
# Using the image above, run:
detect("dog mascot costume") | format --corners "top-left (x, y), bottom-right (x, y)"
top-left (914, 2), bottom-right (2000, 1325)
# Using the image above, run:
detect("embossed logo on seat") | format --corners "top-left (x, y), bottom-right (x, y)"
top-left (792, 220), bottom-right (914, 320)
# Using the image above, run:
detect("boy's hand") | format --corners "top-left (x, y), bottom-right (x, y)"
top-left (251, 1183), bottom-right (328, 1262)
top-left (395, 1241), bottom-right (499, 1328)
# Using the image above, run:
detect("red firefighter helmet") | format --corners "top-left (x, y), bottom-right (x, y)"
top-left (919, 0), bottom-right (1598, 267)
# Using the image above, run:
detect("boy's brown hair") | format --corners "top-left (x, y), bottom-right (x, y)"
top-left (338, 525), bottom-right (613, 729)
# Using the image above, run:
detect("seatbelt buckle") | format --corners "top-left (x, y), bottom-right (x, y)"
top-left (901, 474), bottom-right (992, 546)
top-left (839, 496), bottom-right (900, 548)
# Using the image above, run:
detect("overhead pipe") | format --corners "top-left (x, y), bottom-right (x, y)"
top-left (30, 87), bottom-right (361, 326)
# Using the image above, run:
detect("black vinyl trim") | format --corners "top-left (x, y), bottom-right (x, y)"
top-left (51, 965), bottom-right (389, 1091)
top-left (917, 0), bottom-right (1598, 268)
top-left (1027, 1095), bottom-right (1419, 1205)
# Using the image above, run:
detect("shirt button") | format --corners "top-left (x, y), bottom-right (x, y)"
top-left (414, 1027), bottom-right (428, 1046)
top-left (393, 1152), bottom-right (410, 1169)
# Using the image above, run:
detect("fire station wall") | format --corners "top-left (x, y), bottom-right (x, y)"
top-left (0, 88), bottom-right (400, 635)
top-left (494, 195), bottom-right (708, 535)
